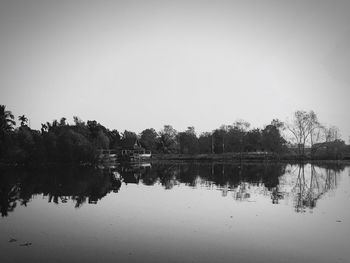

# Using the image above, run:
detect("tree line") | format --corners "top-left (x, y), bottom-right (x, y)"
top-left (0, 105), bottom-right (348, 165)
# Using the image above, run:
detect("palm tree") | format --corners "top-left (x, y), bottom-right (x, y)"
top-left (18, 115), bottom-right (28, 127)
top-left (41, 123), bottom-right (48, 134)
top-left (0, 105), bottom-right (16, 137)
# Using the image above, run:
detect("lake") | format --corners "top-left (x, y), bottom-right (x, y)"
top-left (0, 162), bottom-right (349, 263)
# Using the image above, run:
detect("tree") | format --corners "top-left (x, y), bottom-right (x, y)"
top-left (245, 128), bottom-right (262, 152)
top-left (198, 132), bottom-right (213, 153)
top-left (47, 119), bottom-right (59, 132)
top-left (109, 129), bottom-right (121, 150)
top-left (59, 117), bottom-right (67, 126)
top-left (121, 130), bottom-right (138, 149)
top-left (286, 110), bottom-right (320, 157)
top-left (140, 128), bottom-right (158, 152)
top-left (18, 115), bottom-right (28, 127)
top-left (212, 128), bottom-right (226, 154)
top-left (41, 123), bottom-right (48, 134)
top-left (177, 127), bottom-right (199, 154)
top-left (261, 120), bottom-right (286, 153)
top-left (323, 126), bottom-right (340, 142)
top-left (158, 125), bottom-right (178, 153)
top-left (95, 130), bottom-right (110, 149)
top-left (57, 130), bottom-right (95, 163)
top-left (0, 105), bottom-right (16, 137)
top-left (270, 119), bottom-right (284, 129)
top-left (232, 120), bottom-right (250, 155)
top-left (17, 125), bottom-right (35, 163)
top-left (73, 116), bottom-right (85, 127)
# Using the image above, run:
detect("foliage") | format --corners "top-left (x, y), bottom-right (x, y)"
top-left (0, 105), bottom-right (16, 137)
top-left (121, 130), bottom-right (137, 149)
top-left (177, 127), bottom-right (199, 154)
top-left (18, 115), bottom-right (28, 127)
top-left (261, 120), bottom-right (286, 153)
top-left (0, 105), bottom-right (347, 164)
top-left (198, 132), bottom-right (213, 154)
top-left (140, 128), bottom-right (158, 153)
top-left (158, 125), bottom-right (178, 153)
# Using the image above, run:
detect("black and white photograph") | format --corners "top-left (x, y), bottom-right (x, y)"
top-left (1, 1), bottom-right (350, 262)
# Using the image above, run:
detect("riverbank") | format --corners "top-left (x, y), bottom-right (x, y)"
top-left (150, 153), bottom-right (350, 163)
top-left (1, 153), bottom-right (350, 168)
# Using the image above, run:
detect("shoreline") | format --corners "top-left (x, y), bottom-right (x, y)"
top-left (1, 153), bottom-right (350, 168)
top-left (150, 153), bottom-right (350, 162)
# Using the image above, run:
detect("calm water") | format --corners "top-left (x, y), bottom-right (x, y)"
top-left (1, 162), bottom-right (349, 263)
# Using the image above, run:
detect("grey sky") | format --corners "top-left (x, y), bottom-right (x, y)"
top-left (1, 0), bottom-right (349, 140)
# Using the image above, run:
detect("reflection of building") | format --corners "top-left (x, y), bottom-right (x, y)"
top-left (118, 163), bottom-right (151, 185)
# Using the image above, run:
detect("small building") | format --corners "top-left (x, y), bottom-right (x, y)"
top-left (120, 139), bottom-right (151, 161)
top-left (312, 140), bottom-right (347, 159)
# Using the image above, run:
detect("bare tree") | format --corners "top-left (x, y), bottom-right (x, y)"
top-left (310, 124), bottom-right (324, 146)
top-left (323, 125), bottom-right (340, 142)
top-left (286, 110), bottom-right (320, 157)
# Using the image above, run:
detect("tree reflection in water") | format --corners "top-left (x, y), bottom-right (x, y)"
top-left (0, 162), bottom-right (345, 217)
top-left (289, 164), bottom-right (340, 213)
top-left (0, 167), bottom-right (122, 216)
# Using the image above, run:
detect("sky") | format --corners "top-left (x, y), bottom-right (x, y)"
top-left (0, 0), bottom-right (349, 141)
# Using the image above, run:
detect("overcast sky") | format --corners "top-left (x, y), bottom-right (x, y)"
top-left (1, 0), bottom-right (349, 140)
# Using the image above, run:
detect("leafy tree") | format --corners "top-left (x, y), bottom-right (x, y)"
top-left (109, 129), bottom-right (121, 150)
top-left (0, 105), bottom-right (16, 137)
top-left (121, 130), bottom-right (138, 149)
top-left (212, 128), bottom-right (226, 154)
top-left (140, 128), bottom-right (158, 152)
top-left (41, 123), bottom-right (48, 134)
top-left (17, 126), bottom-right (35, 162)
top-left (87, 120), bottom-right (110, 149)
top-left (226, 120), bottom-right (250, 154)
top-left (198, 132), bottom-right (213, 154)
top-left (57, 130), bottom-right (95, 163)
top-left (18, 115), bottom-right (28, 127)
top-left (95, 130), bottom-right (110, 149)
top-left (245, 128), bottom-right (262, 152)
top-left (73, 116), bottom-right (85, 127)
top-left (59, 117), bottom-right (67, 126)
top-left (0, 105), bottom-right (16, 158)
top-left (177, 127), bottom-right (199, 154)
top-left (158, 125), bottom-right (178, 153)
top-left (261, 120), bottom-right (286, 153)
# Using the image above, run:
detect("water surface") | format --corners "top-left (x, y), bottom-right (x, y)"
top-left (1, 162), bottom-right (349, 262)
